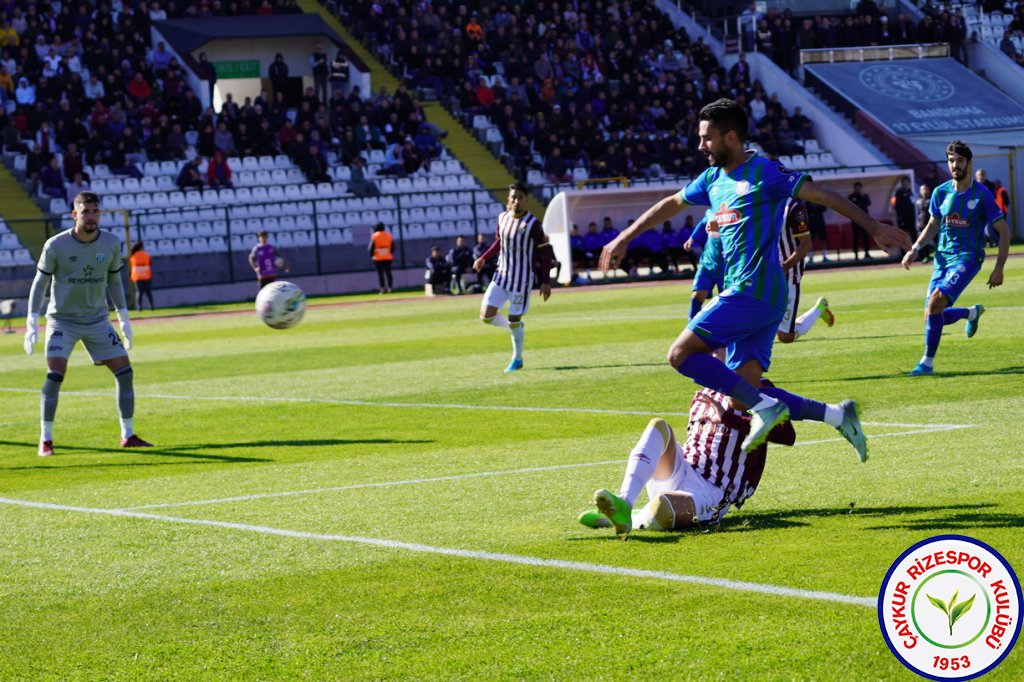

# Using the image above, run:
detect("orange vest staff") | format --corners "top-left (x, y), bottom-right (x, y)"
top-left (130, 249), bottom-right (152, 281)
top-left (371, 229), bottom-right (393, 261)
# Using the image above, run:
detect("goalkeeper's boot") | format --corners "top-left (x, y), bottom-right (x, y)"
top-left (593, 489), bottom-right (632, 536)
top-left (578, 509), bottom-right (612, 529)
top-left (121, 434), bottom-right (154, 448)
top-left (836, 399), bottom-right (868, 463)
top-left (742, 401), bottom-right (789, 453)
top-left (965, 304), bottom-right (984, 338)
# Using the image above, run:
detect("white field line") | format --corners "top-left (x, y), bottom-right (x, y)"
top-left (122, 423), bottom-right (972, 512)
top-left (0, 387), bottom-right (978, 427)
top-left (121, 460), bottom-right (623, 510)
top-left (555, 305), bottom-right (1024, 321)
top-left (0, 496), bottom-right (875, 608)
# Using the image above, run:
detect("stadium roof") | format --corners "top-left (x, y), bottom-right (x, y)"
top-left (154, 14), bottom-right (348, 56)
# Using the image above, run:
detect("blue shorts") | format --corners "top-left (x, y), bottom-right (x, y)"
top-left (687, 292), bottom-right (784, 371)
top-left (692, 264), bottom-right (723, 294)
top-left (927, 258), bottom-right (981, 306)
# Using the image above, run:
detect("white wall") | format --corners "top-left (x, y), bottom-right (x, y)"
top-left (737, 52), bottom-right (892, 168)
top-left (968, 40), bottom-right (1024, 108)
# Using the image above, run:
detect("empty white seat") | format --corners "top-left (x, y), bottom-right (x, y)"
top-left (279, 216), bottom-right (296, 231)
top-left (276, 232), bottom-right (295, 247)
top-left (324, 228), bottom-right (343, 244)
top-left (13, 248), bottom-right (31, 263)
top-left (208, 235), bottom-right (227, 252)
top-left (191, 236), bottom-right (209, 252)
top-left (292, 230), bottom-right (314, 246)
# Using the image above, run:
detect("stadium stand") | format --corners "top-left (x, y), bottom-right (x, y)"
top-left (332, 0), bottom-right (839, 197)
top-left (0, 0), bottom-right (510, 285)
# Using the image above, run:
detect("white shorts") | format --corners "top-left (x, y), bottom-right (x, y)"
top-left (777, 281), bottom-right (800, 336)
top-left (644, 442), bottom-right (729, 523)
top-left (482, 281), bottom-right (530, 317)
top-left (45, 317), bottom-right (127, 363)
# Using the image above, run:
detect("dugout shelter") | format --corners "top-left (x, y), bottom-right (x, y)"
top-left (152, 15), bottom-right (370, 111)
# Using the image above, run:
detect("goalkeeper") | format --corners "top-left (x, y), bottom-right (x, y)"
top-left (24, 191), bottom-right (152, 457)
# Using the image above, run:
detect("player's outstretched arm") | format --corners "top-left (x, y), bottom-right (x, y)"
top-left (599, 193), bottom-right (685, 271)
top-left (797, 181), bottom-right (912, 252)
top-left (902, 215), bottom-right (940, 269)
top-left (988, 218), bottom-right (1011, 288)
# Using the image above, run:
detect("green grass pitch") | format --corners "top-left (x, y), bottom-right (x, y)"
top-left (0, 256), bottom-right (1021, 680)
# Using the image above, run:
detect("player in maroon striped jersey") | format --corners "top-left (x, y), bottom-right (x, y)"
top-left (776, 196), bottom-right (834, 344)
top-left (473, 183), bottom-right (554, 373)
top-left (580, 376), bottom-right (862, 536)
top-left (580, 379), bottom-right (792, 535)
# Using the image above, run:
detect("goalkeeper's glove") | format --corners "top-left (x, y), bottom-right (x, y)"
top-left (23, 313), bottom-right (38, 355)
top-left (116, 308), bottom-right (133, 350)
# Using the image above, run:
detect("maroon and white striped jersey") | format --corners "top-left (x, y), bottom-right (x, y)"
top-left (778, 198), bottom-right (810, 286)
top-left (682, 385), bottom-right (795, 508)
top-left (492, 210), bottom-right (547, 295)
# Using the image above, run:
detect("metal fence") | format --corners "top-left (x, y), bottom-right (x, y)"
top-left (2, 188), bottom-right (508, 289)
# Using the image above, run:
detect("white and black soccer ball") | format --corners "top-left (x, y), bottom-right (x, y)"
top-left (255, 281), bottom-right (306, 330)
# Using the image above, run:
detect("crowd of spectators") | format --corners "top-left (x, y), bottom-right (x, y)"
top-left (737, 0), bottom-right (993, 73)
top-left (340, 0), bottom-right (825, 185)
top-left (0, 0), bottom-right (446, 208)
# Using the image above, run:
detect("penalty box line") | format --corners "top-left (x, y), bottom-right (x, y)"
top-left (122, 422), bottom-right (972, 512)
top-left (0, 495), bottom-right (875, 609)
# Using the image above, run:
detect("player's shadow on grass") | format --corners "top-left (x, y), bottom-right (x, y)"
top-left (552, 362), bottom-right (665, 371)
top-left (0, 440), bottom-right (270, 465)
top-left (582, 503), bottom-right (1019, 542)
top-left (708, 503), bottom-right (1018, 534)
top-left (158, 438), bottom-right (434, 450)
top-left (790, 365), bottom-right (1024, 383)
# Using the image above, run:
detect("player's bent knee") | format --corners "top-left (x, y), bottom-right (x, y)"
top-left (666, 345), bottom-right (688, 369)
top-left (648, 418), bottom-right (672, 443)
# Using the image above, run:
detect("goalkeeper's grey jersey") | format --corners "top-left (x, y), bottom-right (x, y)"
top-left (37, 229), bottom-right (124, 324)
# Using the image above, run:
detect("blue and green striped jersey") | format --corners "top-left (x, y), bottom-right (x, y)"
top-left (929, 179), bottom-right (1003, 264)
top-left (680, 151), bottom-right (807, 310)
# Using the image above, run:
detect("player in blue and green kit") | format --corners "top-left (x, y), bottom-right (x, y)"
top-left (901, 140), bottom-right (1010, 376)
top-left (686, 210), bottom-right (724, 320)
top-left (601, 98), bottom-right (911, 457)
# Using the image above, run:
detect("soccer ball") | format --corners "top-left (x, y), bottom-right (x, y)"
top-left (255, 281), bottom-right (306, 330)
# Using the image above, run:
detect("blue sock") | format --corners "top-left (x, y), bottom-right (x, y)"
top-left (942, 308), bottom-right (969, 325)
top-left (762, 386), bottom-right (826, 422)
top-left (689, 296), bottom-right (703, 320)
top-left (678, 353), bottom-right (761, 408)
top-left (925, 313), bottom-right (943, 357)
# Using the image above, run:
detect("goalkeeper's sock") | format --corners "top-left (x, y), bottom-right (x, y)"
top-left (114, 366), bottom-right (134, 433)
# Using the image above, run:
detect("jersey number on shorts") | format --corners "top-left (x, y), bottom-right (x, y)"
top-left (511, 293), bottom-right (524, 306)
top-left (108, 330), bottom-right (122, 347)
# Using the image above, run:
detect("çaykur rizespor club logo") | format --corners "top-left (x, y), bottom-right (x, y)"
top-left (858, 64), bottom-right (955, 102)
top-left (879, 535), bottom-right (1021, 680)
